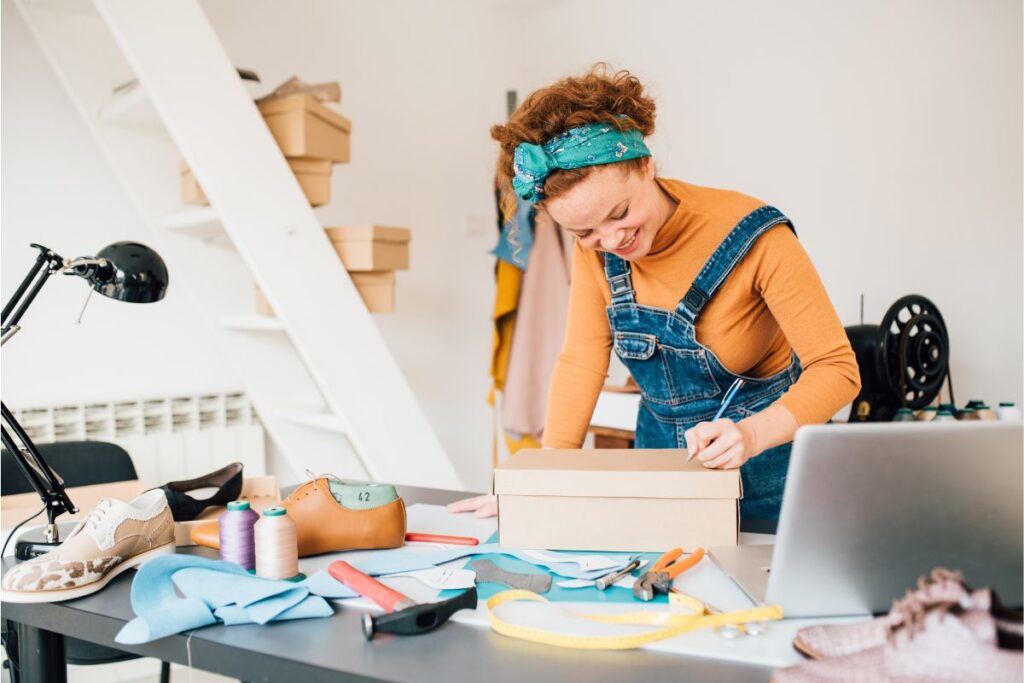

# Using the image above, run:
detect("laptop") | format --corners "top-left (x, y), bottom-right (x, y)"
top-left (711, 421), bottom-right (1023, 617)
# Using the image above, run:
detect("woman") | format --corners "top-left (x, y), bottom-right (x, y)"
top-left (451, 66), bottom-right (860, 521)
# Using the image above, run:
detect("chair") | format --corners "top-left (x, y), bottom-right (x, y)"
top-left (1, 441), bottom-right (170, 683)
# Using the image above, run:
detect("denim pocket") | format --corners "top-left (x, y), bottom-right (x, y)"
top-left (613, 332), bottom-right (657, 360)
top-left (656, 344), bottom-right (720, 404)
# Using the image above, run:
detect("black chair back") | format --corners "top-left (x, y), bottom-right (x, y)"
top-left (1, 440), bottom-right (138, 494)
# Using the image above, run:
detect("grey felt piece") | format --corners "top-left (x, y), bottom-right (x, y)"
top-left (471, 559), bottom-right (552, 593)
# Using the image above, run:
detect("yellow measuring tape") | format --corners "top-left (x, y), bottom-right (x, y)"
top-left (486, 590), bottom-right (783, 650)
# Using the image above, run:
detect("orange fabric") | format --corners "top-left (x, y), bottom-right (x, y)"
top-left (490, 259), bottom-right (523, 397)
top-left (543, 178), bottom-right (861, 449)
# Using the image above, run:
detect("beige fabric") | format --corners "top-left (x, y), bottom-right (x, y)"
top-left (793, 568), bottom-right (974, 659)
top-left (501, 211), bottom-right (574, 438)
top-left (2, 490), bottom-right (173, 593)
top-left (775, 606), bottom-right (1022, 683)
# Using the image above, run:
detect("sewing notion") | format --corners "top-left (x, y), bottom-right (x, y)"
top-left (328, 560), bottom-right (477, 640)
top-left (634, 547), bottom-right (706, 601)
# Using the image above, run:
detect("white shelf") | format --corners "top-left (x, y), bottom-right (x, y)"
top-left (161, 205), bottom-right (219, 230)
top-left (220, 315), bottom-right (286, 332)
top-left (276, 408), bottom-right (349, 435)
top-left (160, 206), bottom-right (231, 247)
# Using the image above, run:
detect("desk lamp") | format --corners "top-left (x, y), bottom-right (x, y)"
top-left (1, 242), bottom-right (168, 558)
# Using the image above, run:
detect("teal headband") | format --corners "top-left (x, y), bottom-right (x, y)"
top-left (512, 120), bottom-right (651, 202)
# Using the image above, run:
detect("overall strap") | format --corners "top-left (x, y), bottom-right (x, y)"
top-left (602, 253), bottom-right (636, 305)
top-left (677, 205), bottom-right (795, 322)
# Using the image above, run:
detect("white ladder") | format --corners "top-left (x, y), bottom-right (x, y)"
top-left (14, 0), bottom-right (463, 490)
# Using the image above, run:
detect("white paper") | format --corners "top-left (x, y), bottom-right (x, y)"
top-left (520, 549), bottom-right (621, 572)
top-left (388, 566), bottom-right (477, 590)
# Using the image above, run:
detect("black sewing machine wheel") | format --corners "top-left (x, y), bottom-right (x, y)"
top-left (878, 295), bottom-right (949, 409)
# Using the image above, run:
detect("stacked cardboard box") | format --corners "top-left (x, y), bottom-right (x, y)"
top-left (254, 226), bottom-right (410, 314)
top-left (180, 77), bottom-right (409, 315)
top-left (180, 91), bottom-right (351, 208)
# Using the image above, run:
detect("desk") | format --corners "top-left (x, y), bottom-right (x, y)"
top-left (2, 485), bottom-right (774, 683)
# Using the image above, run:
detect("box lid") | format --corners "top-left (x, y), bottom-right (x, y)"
top-left (256, 93), bottom-right (352, 132)
top-left (494, 448), bottom-right (741, 499)
top-left (326, 225), bottom-right (411, 245)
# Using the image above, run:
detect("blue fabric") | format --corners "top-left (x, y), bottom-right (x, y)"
top-left (604, 205), bottom-right (801, 520)
top-left (115, 555), bottom-right (350, 644)
top-left (512, 121), bottom-right (651, 202)
top-left (350, 543), bottom-right (635, 581)
top-left (491, 194), bottom-right (534, 268)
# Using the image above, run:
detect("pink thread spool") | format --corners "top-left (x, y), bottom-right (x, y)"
top-left (254, 507), bottom-right (298, 580)
top-left (219, 500), bottom-right (259, 570)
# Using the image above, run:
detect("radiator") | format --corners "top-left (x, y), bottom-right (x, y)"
top-left (8, 392), bottom-right (266, 486)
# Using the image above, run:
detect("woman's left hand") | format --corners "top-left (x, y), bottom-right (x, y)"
top-left (684, 419), bottom-right (757, 469)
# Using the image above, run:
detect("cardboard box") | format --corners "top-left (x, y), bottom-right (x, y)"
top-left (350, 271), bottom-right (396, 312)
top-left (325, 225), bottom-right (411, 271)
top-left (288, 157), bottom-right (332, 206)
top-left (257, 93), bottom-right (352, 162)
top-left (494, 448), bottom-right (741, 552)
top-left (174, 475), bottom-right (280, 546)
top-left (255, 271), bottom-right (396, 315)
top-left (181, 158), bottom-right (332, 207)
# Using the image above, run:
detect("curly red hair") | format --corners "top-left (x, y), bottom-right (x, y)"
top-left (491, 64), bottom-right (657, 222)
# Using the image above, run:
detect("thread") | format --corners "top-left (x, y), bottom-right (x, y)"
top-left (974, 404), bottom-right (998, 421)
top-left (218, 500), bottom-right (259, 570)
top-left (997, 402), bottom-right (1022, 421)
top-left (254, 507), bottom-right (298, 580)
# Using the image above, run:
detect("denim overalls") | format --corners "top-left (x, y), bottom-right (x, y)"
top-left (605, 205), bottom-right (801, 520)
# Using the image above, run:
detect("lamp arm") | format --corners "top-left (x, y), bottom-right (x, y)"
top-left (1, 244), bottom-right (67, 339)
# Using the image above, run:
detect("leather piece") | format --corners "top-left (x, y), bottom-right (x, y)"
top-left (160, 462), bottom-right (244, 522)
top-left (189, 478), bottom-right (406, 558)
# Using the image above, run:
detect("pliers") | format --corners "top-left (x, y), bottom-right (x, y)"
top-left (633, 547), bottom-right (706, 601)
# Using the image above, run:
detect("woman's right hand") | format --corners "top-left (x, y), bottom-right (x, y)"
top-left (446, 494), bottom-right (497, 518)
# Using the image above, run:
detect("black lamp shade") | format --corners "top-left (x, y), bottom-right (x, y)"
top-left (90, 241), bottom-right (169, 303)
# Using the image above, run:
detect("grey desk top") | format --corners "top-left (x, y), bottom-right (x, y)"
top-left (1, 485), bottom-right (773, 683)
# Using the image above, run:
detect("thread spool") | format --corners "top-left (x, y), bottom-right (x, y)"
top-left (219, 500), bottom-right (259, 570)
top-left (916, 406), bottom-right (938, 422)
top-left (975, 404), bottom-right (998, 421)
top-left (997, 402), bottom-right (1022, 421)
top-left (933, 408), bottom-right (957, 423)
top-left (892, 408), bottom-right (916, 422)
top-left (255, 507), bottom-right (298, 580)
top-left (957, 408), bottom-right (980, 421)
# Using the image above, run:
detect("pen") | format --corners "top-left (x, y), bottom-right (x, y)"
top-left (404, 533), bottom-right (480, 546)
top-left (688, 378), bottom-right (745, 461)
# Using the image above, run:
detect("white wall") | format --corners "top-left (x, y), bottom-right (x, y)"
top-left (502, 0), bottom-right (1023, 407)
top-left (1, 0), bottom-right (240, 406)
top-left (3, 0), bottom-right (1020, 492)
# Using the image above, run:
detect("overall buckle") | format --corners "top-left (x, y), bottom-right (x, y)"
top-left (608, 273), bottom-right (633, 296)
top-left (683, 286), bottom-right (708, 313)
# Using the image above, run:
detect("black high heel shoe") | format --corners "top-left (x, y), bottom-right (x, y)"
top-left (159, 462), bottom-right (244, 521)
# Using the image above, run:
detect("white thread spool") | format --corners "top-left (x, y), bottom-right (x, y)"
top-left (254, 507), bottom-right (298, 580)
top-left (996, 402), bottom-right (1022, 421)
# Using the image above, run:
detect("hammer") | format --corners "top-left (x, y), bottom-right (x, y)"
top-left (328, 560), bottom-right (477, 640)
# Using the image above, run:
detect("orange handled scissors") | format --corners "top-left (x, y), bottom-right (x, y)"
top-left (633, 547), bottom-right (706, 601)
